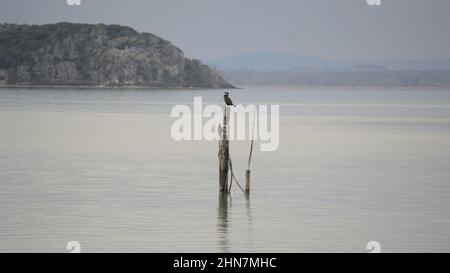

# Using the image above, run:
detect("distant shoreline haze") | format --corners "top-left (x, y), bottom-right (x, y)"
top-left (208, 53), bottom-right (450, 89)
top-left (221, 69), bottom-right (450, 89)
top-left (210, 52), bottom-right (450, 72)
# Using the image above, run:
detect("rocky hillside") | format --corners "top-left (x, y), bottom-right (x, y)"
top-left (0, 23), bottom-right (233, 88)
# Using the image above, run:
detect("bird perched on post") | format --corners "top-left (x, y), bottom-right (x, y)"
top-left (224, 92), bottom-right (235, 107)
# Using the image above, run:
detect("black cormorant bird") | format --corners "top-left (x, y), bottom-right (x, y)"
top-left (224, 92), bottom-right (235, 106)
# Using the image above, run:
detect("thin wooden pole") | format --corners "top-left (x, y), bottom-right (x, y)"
top-left (245, 107), bottom-right (256, 195)
top-left (245, 170), bottom-right (251, 195)
top-left (219, 106), bottom-right (230, 193)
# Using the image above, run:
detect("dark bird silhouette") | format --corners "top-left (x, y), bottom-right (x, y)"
top-left (224, 92), bottom-right (235, 106)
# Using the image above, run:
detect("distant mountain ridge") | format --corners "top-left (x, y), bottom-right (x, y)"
top-left (222, 69), bottom-right (450, 88)
top-left (214, 53), bottom-right (450, 88)
top-left (0, 23), bottom-right (233, 88)
top-left (211, 52), bottom-right (450, 72)
top-left (382, 59), bottom-right (450, 71)
top-left (211, 52), bottom-right (345, 71)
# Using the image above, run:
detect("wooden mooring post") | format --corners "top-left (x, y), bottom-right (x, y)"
top-left (245, 170), bottom-right (251, 195)
top-left (245, 106), bottom-right (256, 195)
top-left (245, 138), bottom-right (254, 195)
top-left (219, 104), bottom-right (255, 195)
top-left (219, 106), bottom-right (230, 193)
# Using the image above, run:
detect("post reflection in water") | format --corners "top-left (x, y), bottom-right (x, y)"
top-left (217, 193), bottom-right (230, 252)
top-left (217, 193), bottom-right (254, 252)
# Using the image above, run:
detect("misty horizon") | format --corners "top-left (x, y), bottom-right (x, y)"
top-left (209, 51), bottom-right (450, 70)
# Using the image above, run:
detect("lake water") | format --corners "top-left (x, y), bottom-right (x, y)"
top-left (0, 87), bottom-right (449, 253)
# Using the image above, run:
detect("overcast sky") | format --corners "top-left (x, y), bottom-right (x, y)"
top-left (1, 0), bottom-right (450, 62)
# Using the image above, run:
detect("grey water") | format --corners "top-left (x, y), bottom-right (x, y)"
top-left (0, 87), bottom-right (450, 253)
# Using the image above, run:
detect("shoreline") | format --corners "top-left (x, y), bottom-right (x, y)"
top-left (0, 84), bottom-right (237, 90)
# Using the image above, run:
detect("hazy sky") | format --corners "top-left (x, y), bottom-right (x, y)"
top-left (1, 0), bottom-right (450, 62)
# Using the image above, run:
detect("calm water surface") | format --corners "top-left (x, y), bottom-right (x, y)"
top-left (0, 87), bottom-right (449, 252)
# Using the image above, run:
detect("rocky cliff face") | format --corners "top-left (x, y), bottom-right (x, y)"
top-left (0, 23), bottom-right (233, 88)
